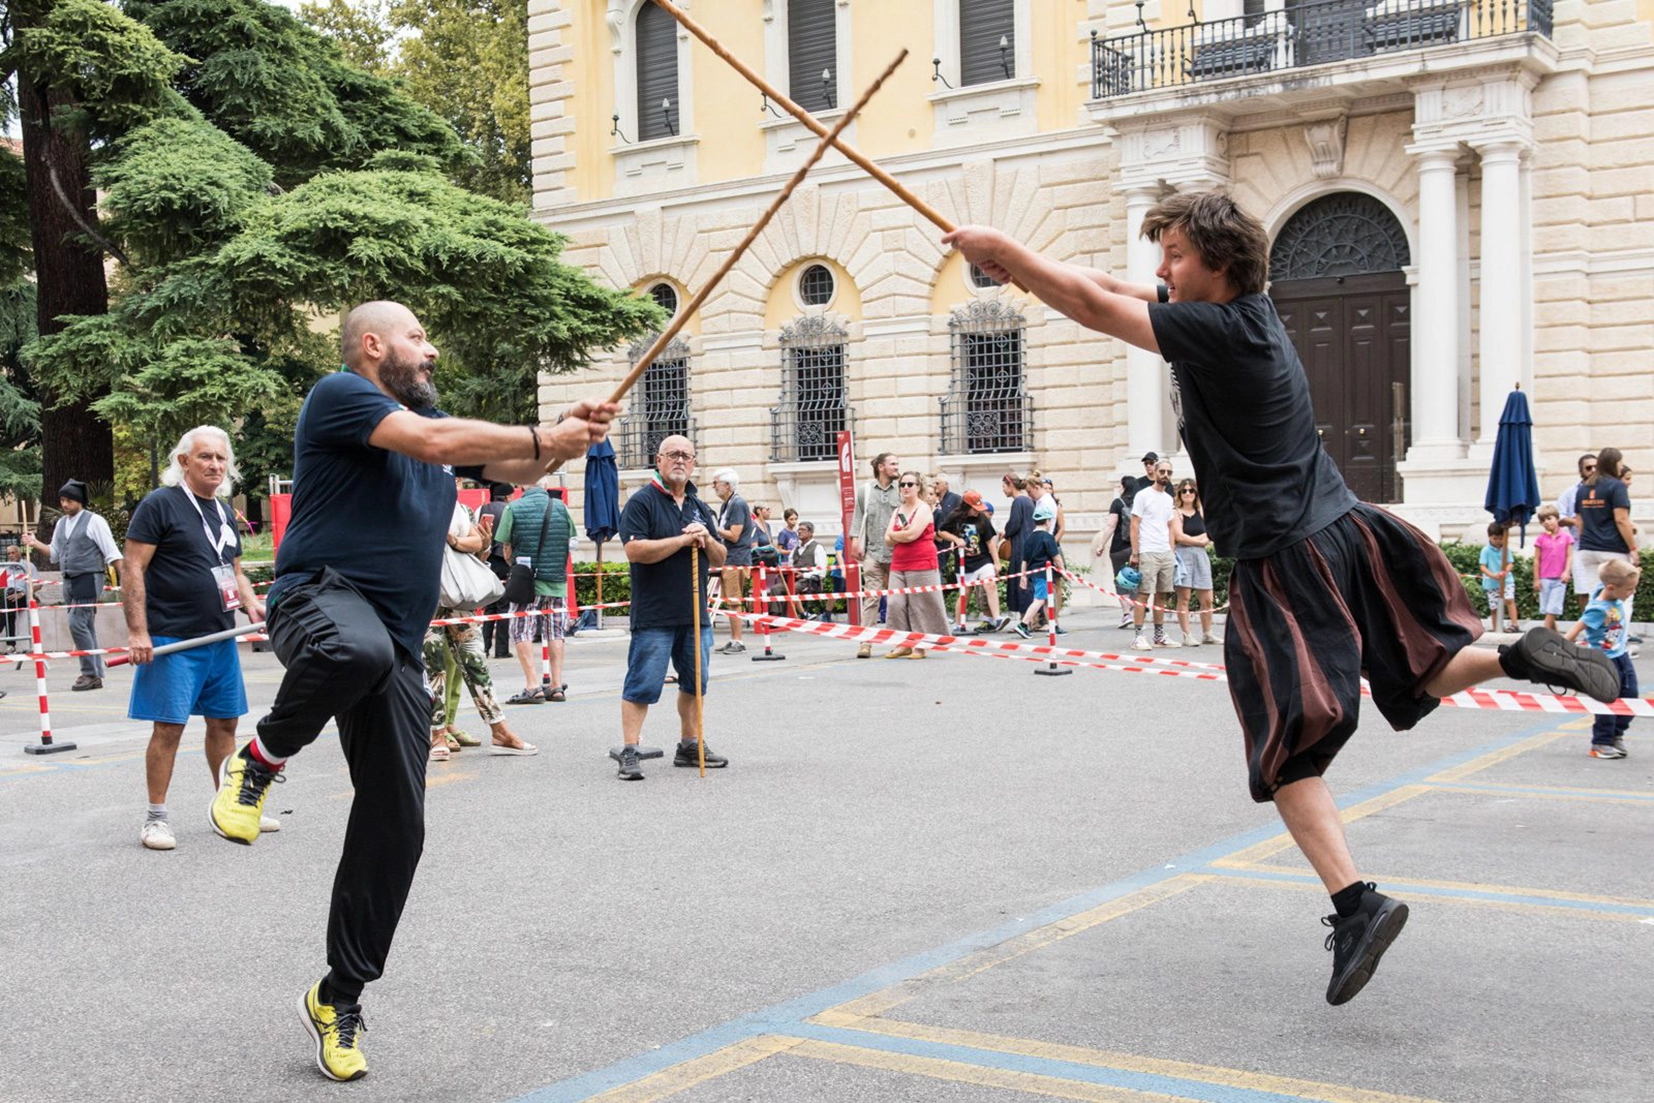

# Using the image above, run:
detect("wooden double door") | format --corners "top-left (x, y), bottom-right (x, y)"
top-left (1270, 270), bottom-right (1411, 504)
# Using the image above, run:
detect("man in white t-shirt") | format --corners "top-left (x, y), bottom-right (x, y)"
top-left (1130, 460), bottom-right (1177, 649)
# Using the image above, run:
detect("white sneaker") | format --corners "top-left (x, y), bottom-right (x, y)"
top-left (260, 814), bottom-right (282, 834)
top-left (1132, 635), bottom-right (1152, 651)
top-left (1183, 633), bottom-right (1199, 647)
top-left (140, 820), bottom-right (176, 851)
top-left (1201, 633), bottom-right (1221, 645)
top-left (1153, 636), bottom-right (1178, 649)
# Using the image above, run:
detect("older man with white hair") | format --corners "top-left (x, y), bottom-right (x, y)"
top-left (711, 466), bottom-right (755, 654)
top-left (121, 425), bottom-right (265, 851)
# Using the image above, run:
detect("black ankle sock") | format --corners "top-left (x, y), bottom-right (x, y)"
top-left (1331, 881), bottom-right (1368, 919)
top-left (319, 974), bottom-right (361, 1008)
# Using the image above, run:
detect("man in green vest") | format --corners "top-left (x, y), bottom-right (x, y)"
top-left (498, 476), bottom-right (576, 703)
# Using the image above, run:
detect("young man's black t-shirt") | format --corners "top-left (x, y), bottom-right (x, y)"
top-left (619, 478), bottom-right (720, 629)
top-left (1147, 293), bottom-right (1358, 560)
top-left (943, 510), bottom-right (998, 572)
top-left (127, 486), bottom-right (244, 637)
top-left (268, 370), bottom-right (485, 659)
top-left (1575, 475), bottom-right (1632, 553)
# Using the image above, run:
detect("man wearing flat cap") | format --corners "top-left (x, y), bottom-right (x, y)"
top-left (24, 479), bottom-right (123, 690)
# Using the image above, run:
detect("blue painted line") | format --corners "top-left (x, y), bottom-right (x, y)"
top-left (781, 1020), bottom-right (1329, 1103)
top-left (1422, 779), bottom-right (1654, 803)
top-left (1203, 866), bottom-right (1654, 917)
top-left (516, 716), bottom-right (1570, 1103)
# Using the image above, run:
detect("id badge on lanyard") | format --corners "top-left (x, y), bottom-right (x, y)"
top-left (183, 488), bottom-right (242, 612)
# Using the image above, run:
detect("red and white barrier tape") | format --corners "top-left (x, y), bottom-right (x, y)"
top-left (1059, 567), bottom-right (1218, 615)
top-left (724, 609), bottom-right (1654, 717)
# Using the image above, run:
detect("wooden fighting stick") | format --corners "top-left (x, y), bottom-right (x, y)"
top-left (545, 48), bottom-right (909, 475)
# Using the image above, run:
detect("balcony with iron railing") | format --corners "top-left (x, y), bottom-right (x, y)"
top-left (1091, 0), bottom-right (1554, 100)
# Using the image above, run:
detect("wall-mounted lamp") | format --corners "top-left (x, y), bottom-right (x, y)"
top-left (998, 35), bottom-right (1012, 80)
top-left (1135, 0), bottom-right (1147, 33)
top-left (821, 68), bottom-right (836, 109)
top-left (931, 56), bottom-right (954, 89)
top-left (661, 97), bottom-right (677, 137)
top-left (611, 112), bottom-right (631, 144)
top-left (760, 93), bottom-right (784, 118)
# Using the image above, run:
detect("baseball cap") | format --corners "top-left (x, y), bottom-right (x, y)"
top-left (961, 489), bottom-right (988, 512)
top-left (1032, 499), bottom-right (1057, 522)
top-left (1140, 451), bottom-right (1158, 464)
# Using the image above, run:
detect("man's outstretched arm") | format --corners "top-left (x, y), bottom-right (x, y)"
top-left (942, 227), bottom-right (1161, 355)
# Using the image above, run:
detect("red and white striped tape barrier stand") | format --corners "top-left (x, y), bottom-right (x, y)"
top-left (722, 608), bottom-right (1654, 717)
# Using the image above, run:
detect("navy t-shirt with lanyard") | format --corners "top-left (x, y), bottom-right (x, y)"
top-left (269, 369), bottom-right (484, 660)
top-left (126, 485), bottom-right (245, 637)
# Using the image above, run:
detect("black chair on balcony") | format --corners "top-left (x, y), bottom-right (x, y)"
top-left (1185, 33), bottom-right (1277, 81)
top-left (1364, 1), bottom-right (1467, 53)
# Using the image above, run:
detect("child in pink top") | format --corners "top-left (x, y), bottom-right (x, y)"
top-left (1533, 504), bottom-right (1575, 632)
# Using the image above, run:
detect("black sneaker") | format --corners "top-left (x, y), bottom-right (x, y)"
top-left (617, 745), bottom-right (644, 781)
top-left (674, 741), bottom-right (728, 769)
top-left (1321, 884), bottom-right (1409, 1006)
top-left (1499, 627), bottom-right (1620, 702)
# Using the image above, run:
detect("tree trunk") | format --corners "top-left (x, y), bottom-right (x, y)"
top-left (17, 26), bottom-right (116, 540)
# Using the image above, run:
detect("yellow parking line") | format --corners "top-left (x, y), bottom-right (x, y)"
top-left (789, 1037), bottom-right (1215, 1102)
top-left (1422, 782), bottom-right (1654, 805)
top-left (584, 1034), bottom-right (805, 1103)
top-left (1425, 730), bottom-right (1570, 783)
top-left (812, 876), bottom-right (1210, 1029)
top-left (1214, 871), bottom-right (1654, 922)
top-left (1213, 786), bottom-right (1432, 870)
top-left (846, 1019), bottom-right (1442, 1103)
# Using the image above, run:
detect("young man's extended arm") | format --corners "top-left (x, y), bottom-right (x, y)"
top-left (942, 227), bottom-right (1160, 354)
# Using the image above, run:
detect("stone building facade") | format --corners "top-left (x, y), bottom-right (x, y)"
top-left (529, 0), bottom-right (1652, 565)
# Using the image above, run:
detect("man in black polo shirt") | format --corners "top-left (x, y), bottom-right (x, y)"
top-left (615, 435), bottom-right (728, 780)
top-left (205, 300), bottom-right (616, 1081)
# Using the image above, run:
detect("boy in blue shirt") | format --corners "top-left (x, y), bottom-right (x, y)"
top-left (1478, 523), bottom-right (1521, 633)
top-left (1012, 500), bottom-right (1063, 639)
top-left (1565, 557), bottom-right (1640, 758)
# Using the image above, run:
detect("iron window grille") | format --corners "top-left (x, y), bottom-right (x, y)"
top-left (647, 282), bottom-right (679, 315)
top-left (771, 316), bottom-right (851, 463)
top-left (798, 263), bottom-right (836, 307)
top-left (617, 336), bottom-right (695, 469)
top-left (941, 299), bottom-right (1031, 455)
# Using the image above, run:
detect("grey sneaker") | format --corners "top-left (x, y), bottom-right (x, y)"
top-left (1612, 736), bottom-right (1628, 756)
top-left (1499, 627), bottom-right (1619, 702)
top-left (1589, 742), bottom-right (1627, 760)
top-left (617, 745), bottom-right (644, 780)
top-left (674, 740), bottom-right (728, 769)
top-left (1322, 884), bottom-right (1409, 1006)
top-left (717, 641), bottom-right (746, 655)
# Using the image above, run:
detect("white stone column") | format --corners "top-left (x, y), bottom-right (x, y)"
top-left (1123, 186), bottom-right (1164, 458)
top-left (1474, 140), bottom-right (1526, 447)
top-left (1405, 146), bottom-right (1463, 460)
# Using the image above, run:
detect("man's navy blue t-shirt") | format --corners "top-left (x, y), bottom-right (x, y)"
top-left (619, 478), bottom-right (719, 630)
top-left (268, 370), bottom-right (482, 660)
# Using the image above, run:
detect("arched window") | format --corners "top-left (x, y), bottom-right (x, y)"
top-left (618, 336), bottom-right (693, 468)
top-left (960, 0), bottom-right (1015, 86)
top-left (798, 263), bottom-right (836, 307)
top-left (636, 1), bottom-right (680, 140)
top-left (1270, 193), bottom-right (1411, 281)
top-left (942, 299), bottom-right (1029, 454)
top-left (788, 0), bottom-right (838, 112)
top-left (772, 316), bottom-right (849, 462)
top-left (647, 282), bottom-right (679, 316)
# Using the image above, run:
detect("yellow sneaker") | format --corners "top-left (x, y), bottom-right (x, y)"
top-left (208, 745), bottom-right (283, 845)
top-left (298, 981), bottom-right (368, 1082)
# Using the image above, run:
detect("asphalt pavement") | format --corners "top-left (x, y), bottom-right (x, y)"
top-left (1, 613), bottom-right (1649, 1103)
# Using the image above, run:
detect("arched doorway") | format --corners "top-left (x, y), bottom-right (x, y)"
top-left (1270, 193), bottom-right (1411, 503)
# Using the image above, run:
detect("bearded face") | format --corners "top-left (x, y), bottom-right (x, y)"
top-left (380, 344), bottom-right (438, 409)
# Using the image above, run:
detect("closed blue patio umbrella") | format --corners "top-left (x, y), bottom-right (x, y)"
top-left (584, 439), bottom-right (620, 629)
top-left (1484, 386), bottom-right (1541, 631)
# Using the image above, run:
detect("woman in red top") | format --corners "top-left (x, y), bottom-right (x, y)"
top-left (883, 472), bottom-right (951, 658)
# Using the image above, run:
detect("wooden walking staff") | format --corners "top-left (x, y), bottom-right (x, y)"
top-left (690, 544), bottom-right (705, 776)
top-left (544, 48), bottom-right (909, 477)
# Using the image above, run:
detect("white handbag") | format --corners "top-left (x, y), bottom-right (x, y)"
top-left (437, 503), bottom-right (505, 609)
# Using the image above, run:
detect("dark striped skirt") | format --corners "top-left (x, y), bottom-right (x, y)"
top-left (1224, 504), bottom-right (1483, 803)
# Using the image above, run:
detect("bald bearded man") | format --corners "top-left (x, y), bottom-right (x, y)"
top-left (206, 301), bottom-right (617, 1081)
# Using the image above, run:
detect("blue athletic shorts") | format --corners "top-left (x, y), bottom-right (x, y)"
top-left (622, 624), bottom-right (712, 705)
top-left (128, 637), bottom-right (248, 724)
